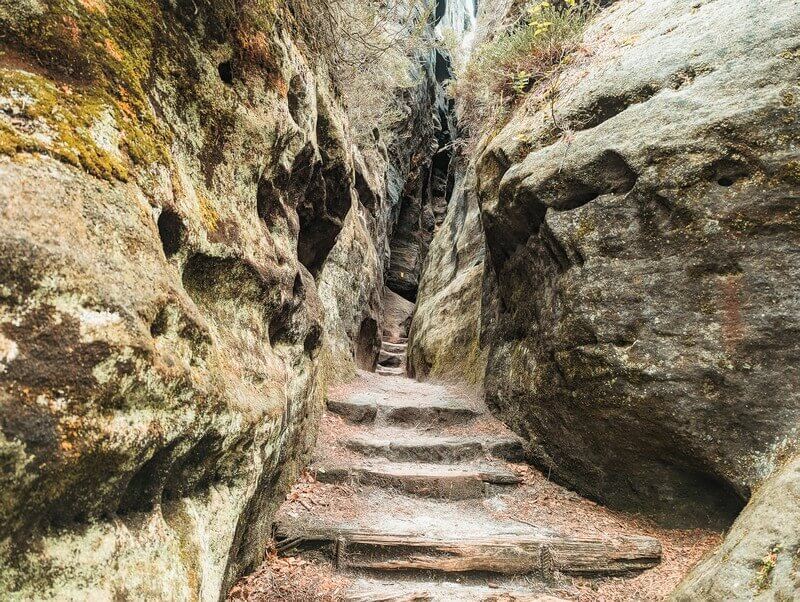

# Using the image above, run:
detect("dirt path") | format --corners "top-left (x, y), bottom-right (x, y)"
top-left (229, 340), bottom-right (720, 601)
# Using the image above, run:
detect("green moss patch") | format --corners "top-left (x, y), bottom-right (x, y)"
top-left (0, 0), bottom-right (170, 179)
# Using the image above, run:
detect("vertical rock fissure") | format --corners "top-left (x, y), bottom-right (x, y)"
top-left (385, 30), bottom-right (461, 305)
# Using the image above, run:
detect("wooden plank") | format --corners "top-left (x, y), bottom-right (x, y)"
top-left (274, 524), bottom-right (661, 576)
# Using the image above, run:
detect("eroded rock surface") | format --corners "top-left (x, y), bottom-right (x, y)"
top-left (408, 158), bottom-right (487, 383)
top-left (0, 0), bottom-right (444, 599)
top-left (410, 0), bottom-right (800, 594)
top-left (475, 0), bottom-right (800, 527)
top-left (385, 46), bottom-right (457, 304)
top-left (673, 454), bottom-right (800, 600)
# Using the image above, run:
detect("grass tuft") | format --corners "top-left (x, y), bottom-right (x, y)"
top-left (452, 0), bottom-right (598, 147)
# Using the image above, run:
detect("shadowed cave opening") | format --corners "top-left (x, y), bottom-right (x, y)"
top-left (218, 60), bottom-right (234, 85)
top-left (157, 209), bottom-right (185, 258)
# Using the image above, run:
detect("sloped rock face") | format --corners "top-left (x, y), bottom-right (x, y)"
top-left (673, 453), bottom-right (800, 600)
top-left (477, 0), bottom-right (800, 527)
top-left (318, 201), bottom-right (383, 377)
top-left (382, 287), bottom-right (415, 342)
top-left (408, 158), bottom-right (488, 383)
top-left (0, 1), bottom-right (435, 599)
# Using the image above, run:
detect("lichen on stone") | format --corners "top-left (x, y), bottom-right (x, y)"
top-left (0, 0), bottom-right (170, 179)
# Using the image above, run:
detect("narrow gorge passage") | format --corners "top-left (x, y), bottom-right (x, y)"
top-left (229, 336), bottom-right (717, 601)
top-left (1, 0), bottom-right (799, 599)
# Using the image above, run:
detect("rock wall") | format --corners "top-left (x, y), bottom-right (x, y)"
top-left (408, 157), bottom-right (488, 383)
top-left (384, 47), bottom-right (458, 304)
top-left (382, 287), bottom-right (415, 342)
top-left (320, 39), bottom-right (448, 377)
top-left (407, 0), bottom-right (517, 384)
top-left (413, 0), bottom-right (800, 577)
top-left (476, 0), bottom-right (800, 527)
top-left (0, 0), bottom-right (441, 599)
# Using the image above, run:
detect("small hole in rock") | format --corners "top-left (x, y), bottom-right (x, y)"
top-left (293, 272), bottom-right (304, 298)
top-left (717, 176), bottom-right (735, 187)
top-left (150, 307), bottom-right (169, 338)
top-left (287, 74), bottom-right (304, 124)
top-left (157, 209), bottom-right (184, 258)
top-left (218, 60), bottom-right (234, 85)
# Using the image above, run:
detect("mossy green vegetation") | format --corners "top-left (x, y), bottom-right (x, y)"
top-left (452, 0), bottom-right (597, 145)
top-left (0, 67), bottom-right (130, 179)
top-left (0, 0), bottom-right (170, 179)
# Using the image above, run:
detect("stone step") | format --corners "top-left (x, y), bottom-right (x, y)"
top-left (345, 434), bottom-right (526, 463)
top-left (377, 366), bottom-right (405, 377)
top-left (382, 341), bottom-right (408, 354)
top-left (378, 349), bottom-right (404, 367)
top-left (326, 398), bottom-right (482, 426)
top-left (313, 462), bottom-right (522, 499)
top-left (274, 523), bottom-right (662, 577)
top-left (345, 578), bottom-right (564, 601)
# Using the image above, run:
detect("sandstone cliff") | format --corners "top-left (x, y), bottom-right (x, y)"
top-left (0, 0), bottom-right (444, 598)
top-left (412, 0), bottom-right (800, 594)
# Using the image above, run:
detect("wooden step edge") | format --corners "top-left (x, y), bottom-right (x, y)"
top-left (327, 399), bottom-right (378, 423)
top-left (381, 404), bottom-right (482, 425)
top-left (274, 525), bottom-right (662, 576)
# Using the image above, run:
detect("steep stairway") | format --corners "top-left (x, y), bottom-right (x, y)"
top-left (268, 370), bottom-right (664, 601)
top-left (377, 337), bottom-right (408, 377)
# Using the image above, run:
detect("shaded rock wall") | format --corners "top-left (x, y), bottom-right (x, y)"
top-left (476, 0), bottom-right (800, 527)
top-left (385, 48), bottom-right (458, 303)
top-left (0, 0), bottom-right (441, 599)
top-left (408, 157), bottom-right (488, 383)
top-left (382, 287), bottom-right (415, 342)
top-left (415, 0), bottom-right (800, 533)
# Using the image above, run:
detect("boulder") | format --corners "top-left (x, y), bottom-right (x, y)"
top-left (408, 160), bottom-right (488, 384)
top-left (474, 0), bottom-right (800, 527)
top-left (672, 454), bottom-right (800, 599)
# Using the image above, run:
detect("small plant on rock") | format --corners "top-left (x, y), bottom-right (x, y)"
top-left (452, 0), bottom-right (598, 147)
top-left (754, 545), bottom-right (780, 591)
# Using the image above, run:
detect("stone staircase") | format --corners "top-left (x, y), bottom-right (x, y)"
top-left (271, 371), bottom-right (663, 601)
top-left (376, 337), bottom-right (407, 377)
